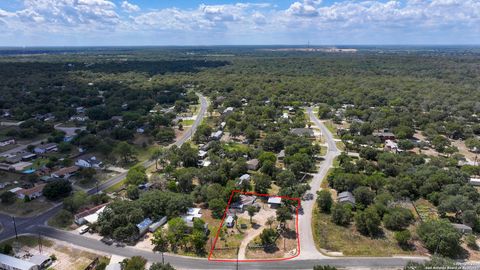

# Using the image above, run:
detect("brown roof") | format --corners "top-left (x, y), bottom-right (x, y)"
top-left (53, 166), bottom-right (79, 176)
top-left (17, 184), bottom-right (46, 196)
top-left (75, 203), bottom-right (110, 220)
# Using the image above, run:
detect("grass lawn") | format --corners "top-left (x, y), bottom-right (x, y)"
top-left (222, 142), bottom-right (250, 154)
top-left (182, 119), bottom-right (195, 126)
top-left (105, 178), bottom-right (126, 193)
top-left (312, 208), bottom-right (418, 256)
top-left (48, 212), bottom-right (74, 230)
top-left (0, 199), bottom-right (54, 217)
top-left (1, 235), bottom-right (53, 248)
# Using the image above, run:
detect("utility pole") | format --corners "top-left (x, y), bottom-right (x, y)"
top-left (12, 216), bottom-right (18, 240)
top-left (38, 233), bottom-right (42, 253)
top-left (236, 246), bottom-right (239, 270)
top-left (161, 251), bottom-right (164, 265)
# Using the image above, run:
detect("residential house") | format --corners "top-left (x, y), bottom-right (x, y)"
top-left (246, 159), bottom-right (260, 171)
top-left (51, 166), bottom-right (79, 179)
top-left (148, 216), bottom-right (168, 233)
top-left (211, 130), bottom-right (223, 140)
top-left (137, 218), bottom-right (153, 236)
top-left (111, 116), bottom-right (123, 122)
top-left (75, 156), bottom-right (102, 168)
top-left (70, 115), bottom-right (89, 122)
top-left (182, 208), bottom-right (202, 227)
top-left (219, 122), bottom-right (226, 130)
top-left (0, 253), bottom-right (39, 270)
top-left (10, 162), bottom-right (33, 172)
top-left (198, 150), bottom-right (208, 159)
top-left (34, 143), bottom-right (58, 154)
top-left (277, 150), bottom-right (285, 161)
top-left (469, 178), bottom-right (480, 186)
top-left (15, 184), bottom-right (46, 200)
top-left (337, 191), bottom-right (356, 206)
top-left (0, 138), bottom-right (15, 147)
top-left (452, 223), bottom-right (473, 234)
top-left (373, 129), bottom-right (396, 141)
top-left (290, 128), bottom-right (315, 138)
top-left (384, 140), bottom-right (399, 153)
top-left (230, 195), bottom-right (257, 213)
top-left (223, 107), bottom-right (234, 115)
top-left (21, 153), bottom-right (37, 161)
top-left (237, 174), bottom-right (251, 186)
top-left (74, 203), bottom-right (109, 225)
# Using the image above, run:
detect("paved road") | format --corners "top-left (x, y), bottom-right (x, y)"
top-left (0, 139), bottom-right (45, 156)
top-left (0, 93), bottom-right (209, 241)
top-left (0, 99), bottom-right (428, 269)
top-left (297, 108), bottom-right (341, 259)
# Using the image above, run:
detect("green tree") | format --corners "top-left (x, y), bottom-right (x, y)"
top-left (383, 207), bottom-right (414, 231)
top-left (149, 263), bottom-right (176, 270)
top-left (63, 191), bottom-right (88, 213)
top-left (355, 206), bottom-right (381, 237)
top-left (394, 230), bottom-right (411, 247)
top-left (127, 185), bottom-right (140, 200)
top-left (353, 186), bottom-right (375, 209)
top-left (43, 180), bottom-right (72, 200)
top-left (114, 142), bottom-right (136, 164)
top-left (247, 205), bottom-right (257, 223)
top-left (260, 228), bottom-right (278, 246)
top-left (126, 166), bottom-right (148, 186)
top-left (313, 266), bottom-right (338, 270)
top-left (0, 191), bottom-right (16, 204)
top-left (331, 204), bottom-right (352, 226)
top-left (208, 199), bottom-right (227, 219)
top-left (417, 219), bottom-right (462, 257)
top-left (151, 229), bottom-right (169, 252)
top-left (167, 217), bottom-right (188, 251)
top-left (276, 205), bottom-right (292, 226)
top-left (254, 175), bottom-right (271, 194)
top-left (122, 256), bottom-right (147, 270)
top-left (317, 190), bottom-right (333, 213)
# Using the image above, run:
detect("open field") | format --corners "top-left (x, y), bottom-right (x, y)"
top-left (0, 198), bottom-right (54, 217)
top-left (312, 208), bottom-right (424, 257)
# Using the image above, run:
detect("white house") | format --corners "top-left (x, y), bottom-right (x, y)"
top-left (15, 184), bottom-right (46, 200)
top-left (267, 197), bottom-right (282, 208)
top-left (0, 253), bottom-right (39, 270)
top-left (238, 174), bottom-right (251, 186)
top-left (75, 156), bottom-right (102, 168)
top-left (0, 138), bottom-right (15, 147)
top-left (211, 130), bottom-right (223, 140)
top-left (34, 143), bottom-right (58, 154)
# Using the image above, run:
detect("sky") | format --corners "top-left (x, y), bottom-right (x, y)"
top-left (0, 0), bottom-right (479, 46)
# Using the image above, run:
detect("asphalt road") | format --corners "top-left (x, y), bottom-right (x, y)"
top-left (0, 99), bottom-right (428, 269)
top-left (297, 108), bottom-right (341, 259)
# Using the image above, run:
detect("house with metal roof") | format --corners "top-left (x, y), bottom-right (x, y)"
top-left (0, 253), bottom-right (39, 270)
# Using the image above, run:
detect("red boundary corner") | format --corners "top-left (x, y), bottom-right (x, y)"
top-left (208, 190), bottom-right (301, 263)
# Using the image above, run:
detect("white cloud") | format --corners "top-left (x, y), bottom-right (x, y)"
top-left (0, 1), bottom-right (479, 45)
top-left (121, 1), bottom-right (140, 13)
top-left (287, 1), bottom-right (319, 17)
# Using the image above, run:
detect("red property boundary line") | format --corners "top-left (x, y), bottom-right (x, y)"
top-left (208, 190), bottom-right (301, 263)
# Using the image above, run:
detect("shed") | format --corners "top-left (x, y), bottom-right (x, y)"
top-left (246, 159), bottom-right (259, 171)
top-left (452, 223), bottom-right (473, 234)
top-left (337, 191), bottom-right (356, 206)
top-left (267, 197), bottom-right (282, 208)
top-left (225, 215), bottom-right (235, 228)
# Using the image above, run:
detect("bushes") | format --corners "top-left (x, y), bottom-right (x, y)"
top-left (394, 230), bottom-right (411, 247)
top-left (355, 206), bottom-right (381, 237)
top-left (0, 191), bottom-right (16, 204)
top-left (317, 190), bottom-right (333, 213)
top-left (417, 219), bottom-right (462, 257)
top-left (331, 203), bottom-right (353, 226)
top-left (260, 228), bottom-right (278, 246)
top-left (383, 207), bottom-right (414, 231)
top-left (43, 180), bottom-right (72, 200)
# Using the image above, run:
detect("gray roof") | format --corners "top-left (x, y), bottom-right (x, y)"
top-left (337, 191), bottom-right (355, 204)
top-left (290, 128), bottom-right (314, 137)
top-left (0, 254), bottom-right (38, 270)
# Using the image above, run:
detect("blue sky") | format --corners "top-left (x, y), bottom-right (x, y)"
top-left (0, 0), bottom-right (479, 46)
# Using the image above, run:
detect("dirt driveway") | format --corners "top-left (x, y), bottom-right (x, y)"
top-left (237, 205), bottom-right (276, 260)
